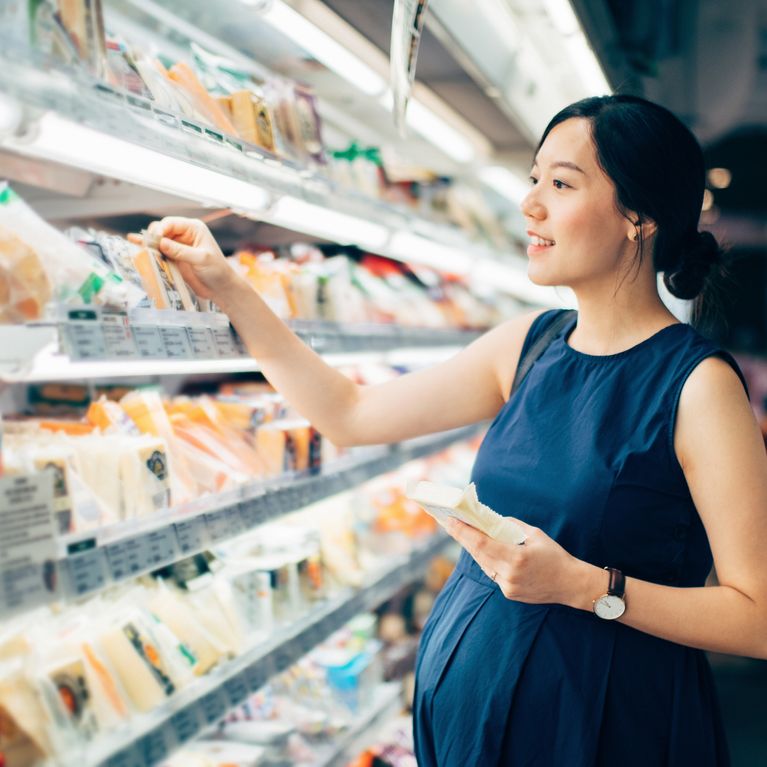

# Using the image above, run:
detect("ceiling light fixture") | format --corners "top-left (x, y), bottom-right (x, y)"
top-left (478, 166), bottom-right (531, 205)
top-left (12, 113), bottom-right (271, 211)
top-left (261, 1), bottom-right (386, 96)
top-left (267, 195), bottom-right (390, 250)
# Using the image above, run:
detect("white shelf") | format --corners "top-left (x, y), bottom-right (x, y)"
top-left (55, 424), bottom-right (482, 607)
top-left (0, 315), bottom-right (478, 382)
top-left (0, 50), bottom-right (557, 305)
top-left (313, 681), bottom-right (404, 767)
top-left (75, 535), bottom-right (450, 767)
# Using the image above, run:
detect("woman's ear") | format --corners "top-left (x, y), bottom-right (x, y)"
top-left (627, 215), bottom-right (657, 242)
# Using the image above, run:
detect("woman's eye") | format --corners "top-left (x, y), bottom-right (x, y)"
top-left (553, 179), bottom-right (569, 190)
top-left (529, 176), bottom-right (538, 185)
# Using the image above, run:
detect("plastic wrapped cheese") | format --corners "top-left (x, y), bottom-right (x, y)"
top-left (0, 225), bottom-right (52, 323)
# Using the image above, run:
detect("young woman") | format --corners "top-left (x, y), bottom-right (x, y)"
top-left (139, 95), bottom-right (767, 765)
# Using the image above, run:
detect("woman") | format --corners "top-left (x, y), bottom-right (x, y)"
top-left (139, 95), bottom-right (767, 765)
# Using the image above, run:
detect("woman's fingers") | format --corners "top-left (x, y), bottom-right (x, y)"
top-left (158, 237), bottom-right (206, 265)
top-left (126, 232), bottom-right (143, 245)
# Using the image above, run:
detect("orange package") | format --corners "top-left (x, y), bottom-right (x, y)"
top-left (167, 62), bottom-right (238, 136)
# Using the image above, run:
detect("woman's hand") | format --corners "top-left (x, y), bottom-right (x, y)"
top-left (444, 517), bottom-right (592, 607)
top-left (128, 217), bottom-right (242, 301)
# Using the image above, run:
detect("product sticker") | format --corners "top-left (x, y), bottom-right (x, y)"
top-left (122, 621), bottom-right (175, 696)
top-left (33, 456), bottom-right (73, 533)
top-left (0, 472), bottom-right (57, 618)
top-left (47, 658), bottom-right (99, 739)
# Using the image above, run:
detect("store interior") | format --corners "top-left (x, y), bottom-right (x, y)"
top-left (0, 0), bottom-right (765, 765)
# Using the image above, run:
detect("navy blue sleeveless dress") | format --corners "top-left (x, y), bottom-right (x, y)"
top-left (413, 309), bottom-right (748, 767)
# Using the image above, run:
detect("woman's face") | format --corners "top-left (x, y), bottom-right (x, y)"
top-left (521, 117), bottom-right (636, 290)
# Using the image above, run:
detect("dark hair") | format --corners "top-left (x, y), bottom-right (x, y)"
top-left (537, 95), bottom-right (724, 321)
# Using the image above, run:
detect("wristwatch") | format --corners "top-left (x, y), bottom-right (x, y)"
top-left (593, 567), bottom-right (626, 620)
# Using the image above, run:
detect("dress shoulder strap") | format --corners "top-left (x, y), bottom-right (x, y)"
top-left (511, 309), bottom-right (576, 396)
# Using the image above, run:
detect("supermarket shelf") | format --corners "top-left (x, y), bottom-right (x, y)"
top-left (314, 681), bottom-right (404, 767)
top-left (0, 315), bottom-right (479, 381)
top-left (80, 534), bottom-right (451, 767)
top-left (0, 52), bottom-right (557, 305)
top-left (57, 424), bottom-right (482, 603)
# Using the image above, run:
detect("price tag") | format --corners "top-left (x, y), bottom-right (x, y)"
top-left (245, 664), bottom-right (267, 693)
top-left (238, 497), bottom-right (268, 530)
top-left (65, 547), bottom-right (109, 597)
top-left (204, 507), bottom-right (244, 543)
top-left (223, 672), bottom-right (250, 706)
top-left (198, 688), bottom-right (229, 725)
top-left (160, 326), bottom-right (193, 359)
top-left (133, 325), bottom-right (166, 358)
top-left (174, 517), bottom-right (207, 555)
top-left (0, 474), bottom-right (57, 617)
top-left (62, 310), bottom-right (107, 360)
top-left (104, 746), bottom-right (143, 767)
top-left (144, 528), bottom-right (179, 569)
top-left (106, 538), bottom-right (148, 581)
top-left (101, 314), bottom-right (136, 358)
top-left (170, 706), bottom-right (201, 745)
top-left (187, 326), bottom-right (217, 358)
top-left (213, 326), bottom-right (237, 357)
top-left (139, 728), bottom-right (171, 764)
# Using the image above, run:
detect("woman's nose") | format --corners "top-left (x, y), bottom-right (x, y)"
top-left (520, 188), bottom-right (545, 220)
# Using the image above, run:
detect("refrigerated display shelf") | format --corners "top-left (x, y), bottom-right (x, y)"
top-left (57, 423), bottom-right (482, 605)
top-left (0, 51), bottom-right (524, 279)
top-left (314, 681), bottom-right (404, 767)
top-left (0, 315), bottom-right (480, 381)
top-left (78, 534), bottom-right (451, 767)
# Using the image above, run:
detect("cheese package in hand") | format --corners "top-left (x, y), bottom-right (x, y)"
top-left (407, 480), bottom-right (526, 545)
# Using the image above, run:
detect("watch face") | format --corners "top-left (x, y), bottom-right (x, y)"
top-left (594, 594), bottom-right (626, 620)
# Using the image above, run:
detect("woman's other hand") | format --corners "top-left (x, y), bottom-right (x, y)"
top-left (128, 217), bottom-right (242, 301)
top-left (444, 517), bottom-right (588, 607)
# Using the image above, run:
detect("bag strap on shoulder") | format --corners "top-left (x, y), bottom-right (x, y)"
top-left (510, 309), bottom-right (576, 396)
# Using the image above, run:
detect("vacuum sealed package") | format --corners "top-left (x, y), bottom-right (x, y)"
top-left (407, 480), bottom-right (527, 545)
top-left (135, 229), bottom-right (198, 311)
top-left (0, 185), bottom-right (143, 313)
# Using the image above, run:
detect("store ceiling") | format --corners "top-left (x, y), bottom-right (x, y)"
top-left (323, 0), bottom-right (767, 349)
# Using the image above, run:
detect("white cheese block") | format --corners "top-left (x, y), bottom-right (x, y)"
top-left (408, 480), bottom-right (526, 545)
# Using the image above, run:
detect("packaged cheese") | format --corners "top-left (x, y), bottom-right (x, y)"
top-left (0, 225), bottom-right (52, 323)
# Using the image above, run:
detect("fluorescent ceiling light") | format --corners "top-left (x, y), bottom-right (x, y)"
top-left (261, 1), bottom-right (386, 96)
top-left (388, 231), bottom-right (473, 273)
top-left (565, 33), bottom-right (611, 94)
top-left (13, 113), bottom-right (271, 211)
top-left (479, 166), bottom-right (531, 205)
top-left (405, 99), bottom-right (476, 163)
top-left (542, 0), bottom-right (580, 36)
top-left (268, 195), bottom-right (390, 250)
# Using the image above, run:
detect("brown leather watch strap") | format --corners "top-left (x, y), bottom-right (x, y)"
top-left (606, 567), bottom-right (625, 598)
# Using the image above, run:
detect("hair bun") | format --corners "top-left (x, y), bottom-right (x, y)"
top-left (663, 230), bottom-right (722, 300)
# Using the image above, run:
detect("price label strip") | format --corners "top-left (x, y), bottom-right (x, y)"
top-left (213, 326), bottom-right (237, 357)
top-left (65, 546), bottom-right (109, 598)
top-left (133, 325), bottom-right (166, 358)
top-left (170, 706), bottom-right (202, 746)
top-left (0, 473), bottom-right (58, 618)
top-left (143, 528), bottom-right (179, 569)
top-left (223, 671), bottom-right (250, 707)
top-left (205, 507), bottom-right (243, 543)
top-left (198, 688), bottom-right (229, 725)
top-left (105, 537), bottom-right (149, 581)
top-left (62, 309), bottom-right (107, 360)
top-left (104, 745), bottom-right (144, 767)
top-left (139, 728), bottom-right (171, 765)
top-left (174, 517), bottom-right (207, 555)
top-left (101, 314), bottom-right (137, 358)
top-left (187, 326), bottom-right (217, 358)
top-left (160, 326), bottom-right (194, 359)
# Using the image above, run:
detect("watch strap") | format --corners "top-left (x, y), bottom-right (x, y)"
top-left (605, 567), bottom-right (625, 598)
